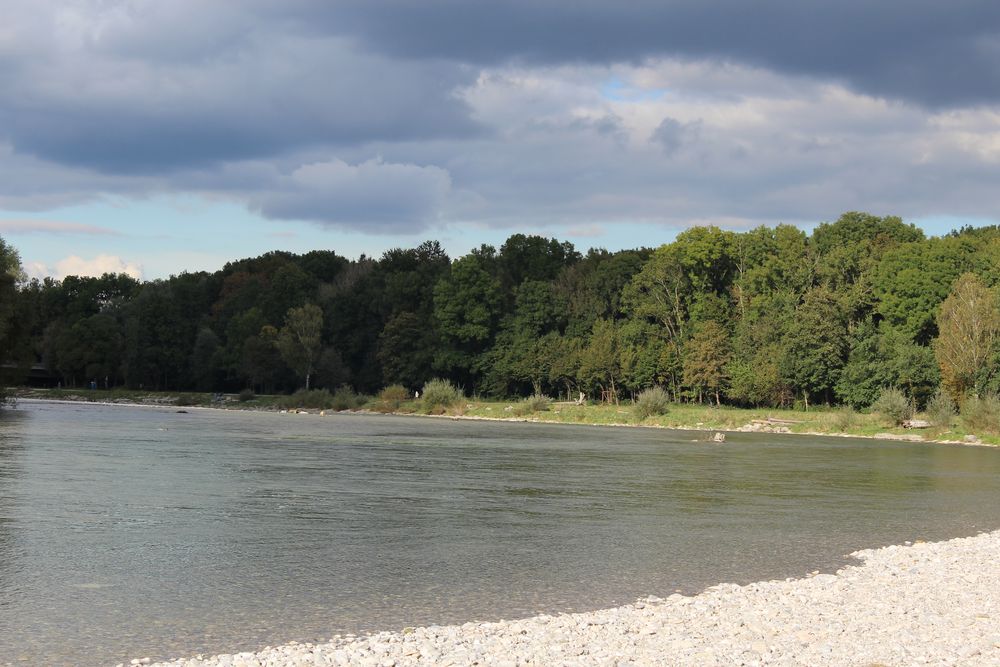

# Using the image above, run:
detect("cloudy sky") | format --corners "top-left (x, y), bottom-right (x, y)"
top-left (1, 1), bottom-right (999, 280)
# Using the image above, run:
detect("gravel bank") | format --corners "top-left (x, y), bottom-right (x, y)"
top-left (135, 530), bottom-right (1000, 667)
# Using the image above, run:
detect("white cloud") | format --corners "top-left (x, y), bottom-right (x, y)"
top-left (26, 254), bottom-right (144, 280)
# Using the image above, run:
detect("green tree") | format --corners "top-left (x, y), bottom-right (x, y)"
top-left (277, 303), bottom-right (324, 390)
top-left (190, 327), bottom-right (223, 391)
top-left (241, 325), bottom-right (286, 393)
top-left (934, 273), bottom-right (1000, 401)
top-left (0, 237), bottom-right (29, 402)
top-left (682, 321), bottom-right (731, 404)
top-left (577, 319), bottom-right (621, 403)
top-left (782, 287), bottom-right (848, 408)
top-left (433, 252), bottom-right (502, 387)
top-left (836, 321), bottom-right (939, 409)
top-left (377, 311), bottom-right (438, 389)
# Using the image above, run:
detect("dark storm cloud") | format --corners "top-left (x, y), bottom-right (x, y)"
top-left (0, 5), bottom-right (479, 174)
top-left (316, 0), bottom-right (1000, 108)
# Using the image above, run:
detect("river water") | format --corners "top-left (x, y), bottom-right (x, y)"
top-left (1, 400), bottom-right (999, 666)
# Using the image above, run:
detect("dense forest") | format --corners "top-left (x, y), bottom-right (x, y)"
top-left (3, 212), bottom-right (1000, 410)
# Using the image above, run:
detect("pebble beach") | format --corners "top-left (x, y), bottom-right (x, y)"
top-left (135, 530), bottom-right (1000, 667)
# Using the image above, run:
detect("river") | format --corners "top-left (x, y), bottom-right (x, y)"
top-left (1, 400), bottom-right (999, 666)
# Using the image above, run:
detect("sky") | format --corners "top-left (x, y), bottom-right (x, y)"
top-left (1, 1), bottom-right (999, 280)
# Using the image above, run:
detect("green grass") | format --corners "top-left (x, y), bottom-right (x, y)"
top-left (13, 386), bottom-right (1000, 446)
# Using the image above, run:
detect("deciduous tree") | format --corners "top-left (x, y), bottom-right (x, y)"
top-left (277, 303), bottom-right (324, 390)
top-left (934, 273), bottom-right (1000, 400)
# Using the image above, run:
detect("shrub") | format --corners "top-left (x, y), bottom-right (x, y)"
top-left (871, 387), bottom-right (913, 426)
top-left (238, 388), bottom-right (256, 403)
top-left (511, 394), bottom-right (552, 416)
top-left (831, 406), bottom-right (856, 432)
top-left (280, 388), bottom-right (334, 410)
top-left (380, 384), bottom-right (410, 402)
top-left (421, 378), bottom-right (463, 414)
top-left (174, 394), bottom-right (197, 407)
top-left (925, 388), bottom-right (955, 427)
top-left (331, 385), bottom-right (365, 411)
top-left (960, 392), bottom-right (1000, 433)
top-left (634, 386), bottom-right (670, 421)
top-left (373, 384), bottom-right (410, 413)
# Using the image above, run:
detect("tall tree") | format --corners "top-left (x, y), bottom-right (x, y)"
top-left (682, 321), bottom-right (731, 404)
top-left (934, 273), bottom-right (1000, 401)
top-left (0, 237), bottom-right (28, 402)
top-left (277, 304), bottom-right (324, 390)
top-left (433, 252), bottom-right (502, 388)
top-left (782, 286), bottom-right (849, 408)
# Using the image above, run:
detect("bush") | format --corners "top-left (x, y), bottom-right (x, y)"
top-left (831, 406), bottom-right (856, 432)
top-left (960, 392), bottom-right (1000, 433)
top-left (381, 384), bottom-right (410, 402)
top-left (280, 389), bottom-right (334, 410)
top-left (871, 387), bottom-right (913, 426)
top-left (634, 386), bottom-right (670, 421)
top-left (331, 385), bottom-right (365, 411)
top-left (174, 394), bottom-right (197, 407)
top-left (373, 384), bottom-right (410, 413)
top-left (511, 394), bottom-right (552, 416)
top-left (421, 378), bottom-right (463, 414)
top-left (238, 388), bottom-right (256, 403)
top-left (925, 388), bottom-right (955, 427)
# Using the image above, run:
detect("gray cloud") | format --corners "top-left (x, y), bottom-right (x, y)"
top-left (0, 4), bottom-right (479, 173)
top-left (252, 158), bottom-right (452, 233)
top-left (651, 117), bottom-right (700, 155)
top-left (0, 1), bottom-right (999, 239)
top-left (315, 0), bottom-right (1000, 108)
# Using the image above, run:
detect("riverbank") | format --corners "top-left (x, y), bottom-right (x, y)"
top-left (132, 529), bottom-right (1000, 666)
top-left (12, 387), bottom-right (999, 447)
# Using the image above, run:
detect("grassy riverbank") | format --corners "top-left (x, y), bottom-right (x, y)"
top-left (13, 386), bottom-right (999, 446)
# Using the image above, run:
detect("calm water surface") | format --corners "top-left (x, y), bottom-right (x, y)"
top-left (1, 400), bottom-right (999, 666)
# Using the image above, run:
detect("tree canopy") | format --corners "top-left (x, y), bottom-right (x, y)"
top-left (7, 214), bottom-right (1000, 409)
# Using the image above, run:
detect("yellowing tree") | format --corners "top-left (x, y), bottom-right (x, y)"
top-left (277, 303), bottom-right (324, 390)
top-left (934, 273), bottom-right (999, 401)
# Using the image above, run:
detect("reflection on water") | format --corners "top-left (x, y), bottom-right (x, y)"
top-left (1, 400), bottom-right (999, 666)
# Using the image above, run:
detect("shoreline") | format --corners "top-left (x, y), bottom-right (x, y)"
top-left (11, 394), bottom-right (997, 449)
top-left (135, 529), bottom-right (1000, 666)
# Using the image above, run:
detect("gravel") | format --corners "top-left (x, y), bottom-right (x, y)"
top-left (135, 530), bottom-right (1000, 666)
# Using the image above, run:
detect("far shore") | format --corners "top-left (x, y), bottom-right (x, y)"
top-left (11, 388), bottom-right (999, 449)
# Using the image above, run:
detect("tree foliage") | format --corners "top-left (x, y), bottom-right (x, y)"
top-left (934, 273), bottom-right (1000, 401)
top-left (277, 304), bottom-right (324, 390)
top-left (7, 220), bottom-right (1000, 413)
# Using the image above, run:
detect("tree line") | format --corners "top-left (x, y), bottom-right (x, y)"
top-left (3, 211), bottom-right (1000, 410)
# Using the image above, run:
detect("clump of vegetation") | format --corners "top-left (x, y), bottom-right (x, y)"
top-left (280, 388), bottom-right (334, 410)
top-left (373, 384), bottom-right (410, 413)
top-left (238, 388), bottom-right (256, 403)
top-left (331, 385), bottom-right (365, 411)
top-left (421, 378), bottom-right (463, 414)
top-left (634, 386), bottom-right (670, 421)
top-left (925, 388), bottom-right (955, 427)
top-left (960, 392), bottom-right (1000, 432)
top-left (511, 394), bottom-right (552, 416)
top-left (831, 405), bottom-right (856, 432)
top-left (871, 387), bottom-right (913, 426)
top-left (174, 394), bottom-right (198, 407)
